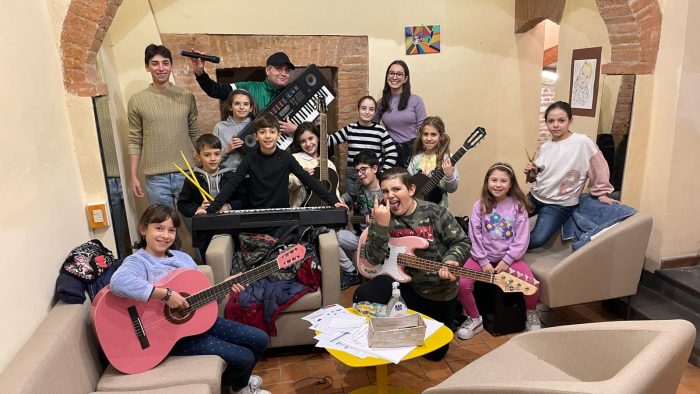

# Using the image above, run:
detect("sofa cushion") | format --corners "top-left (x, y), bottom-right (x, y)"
top-left (282, 289), bottom-right (321, 312)
top-left (91, 383), bottom-right (211, 394)
top-left (97, 356), bottom-right (225, 393)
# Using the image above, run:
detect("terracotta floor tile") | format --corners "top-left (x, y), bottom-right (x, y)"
top-left (446, 358), bottom-right (475, 373)
top-left (385, 359), bottom-right (428, 383)
top-left (477, 331), bottom-right (518, 349)
top-left (444, 342), bottom-right (492, 361)
top-left (416, 357), bottom-right (453, 381)
top-left (278, 359), bottom-right (310, 383)
top-left (398, 379), bottom-right (441, 392)
top-left (253, 367), bottom-right (282, 387)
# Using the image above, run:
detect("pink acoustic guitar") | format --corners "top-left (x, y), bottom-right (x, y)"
top-left (356, 230), bottom-right (538, 295)
top-left (91, 245), bottom-right (306, 374)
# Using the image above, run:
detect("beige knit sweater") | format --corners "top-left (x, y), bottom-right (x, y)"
top-left (128, 83), bottom-right (200, 176)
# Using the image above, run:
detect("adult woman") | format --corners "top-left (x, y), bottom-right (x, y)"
top-left (375, 60), bottom-right (426, 168)
top-left (525, 101), bottom-right (618, 249)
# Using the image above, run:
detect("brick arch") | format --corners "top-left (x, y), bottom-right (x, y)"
top-left (596, 0), bottom-right (662, 74)
top-left (60, 0), bottom-right (123, 96)
top-left (515, 0), bottom-right (662, 75)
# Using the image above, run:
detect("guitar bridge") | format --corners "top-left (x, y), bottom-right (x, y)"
top-left (128, 306), bottom-right (150, 350)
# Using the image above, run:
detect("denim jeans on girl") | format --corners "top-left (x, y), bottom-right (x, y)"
top-left (527, 193), bottom-right (578, 250)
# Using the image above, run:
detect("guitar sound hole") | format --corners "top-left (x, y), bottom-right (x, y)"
top-left (164, 292), bottom-right (195, 324)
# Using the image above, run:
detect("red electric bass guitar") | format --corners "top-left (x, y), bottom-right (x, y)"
top-left (91, 245), bottom-right (306, 374)
top-left (356, 229), bottom-right (538, 295)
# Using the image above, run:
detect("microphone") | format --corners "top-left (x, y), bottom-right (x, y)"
top-left (180, 51), bottom-right (221, 64)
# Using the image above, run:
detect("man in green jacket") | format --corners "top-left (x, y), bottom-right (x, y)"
top-left (190, 51), bottom-right (297, 135)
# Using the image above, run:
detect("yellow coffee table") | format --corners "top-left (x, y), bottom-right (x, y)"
top-left (324, 309), bottom-right (453, 394)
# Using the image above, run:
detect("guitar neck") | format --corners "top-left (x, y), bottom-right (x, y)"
top-left (419, 146), bottom-right (466, 195)
top-left (397, 253), bottom-right (494, 284)
top-left (183, 260), bottom-right (279, 312)
top-left (319, 113), bottom-right (328, 181)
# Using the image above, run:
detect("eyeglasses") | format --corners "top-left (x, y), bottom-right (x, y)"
top-left (387, 71), bottom-right (405, 78)
top-left (356, 166), bottom-right (372, 175)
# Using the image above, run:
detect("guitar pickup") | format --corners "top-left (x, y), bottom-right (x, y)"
top-left (128, 305), bottom-right (150, 350)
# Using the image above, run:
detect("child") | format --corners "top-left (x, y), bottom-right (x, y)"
top-left (206, 114), bottom-right (346, 213)
top-left (337, 150), bottom-right (384, 290)
top-left (407, 116), bottom-right (459, 208)
top-left (213, 89), bottom-right (258, 171)
top-left (110, 204), bottom-right (271, 394)
top-left (353, 167), bottom-right (470, 361)
top-left (525, 101), bottom-right (619, 249)
top-left (456, 163), bottom-right (541, 340)
top-left (177, 134), bottom-right (247, 259)
top-left (288, 122), bottom-right (341, 207)
top-left (328, 96), bottom-right (398, 196)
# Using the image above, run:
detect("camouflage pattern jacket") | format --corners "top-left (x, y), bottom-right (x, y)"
top-left (366, 200), bottom-right (472, 301)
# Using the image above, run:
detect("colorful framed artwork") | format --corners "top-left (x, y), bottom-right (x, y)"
top-left (569, 47), bottom-right (602, 117)
top-left (405, 25), bottom-right (440, 55)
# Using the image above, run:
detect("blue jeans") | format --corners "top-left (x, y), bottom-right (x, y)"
top-left (527, 193), bottom-right (578, 250)
top-left (145, 172), bottom-right (186, 209)
top-left (170, 317), bottom-right (268, 390)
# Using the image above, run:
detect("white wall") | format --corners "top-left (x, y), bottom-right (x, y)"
top-left (0, 1), bottom-right (91, 371)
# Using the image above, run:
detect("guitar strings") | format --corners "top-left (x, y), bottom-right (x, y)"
top-left (139, 251), bottom-right (303, 332)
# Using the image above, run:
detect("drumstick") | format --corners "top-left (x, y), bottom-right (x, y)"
top-left (180, 151), bottom-right (209, 201)
top-left (174, 163), bottom-right (214, 202)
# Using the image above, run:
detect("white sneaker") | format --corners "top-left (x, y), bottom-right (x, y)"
top-left (525, 310), bottom-right (542, 331)
top-left (232, 375), bottom-right (271, 394)
top-left (456, 315), bottom-right (484, 340)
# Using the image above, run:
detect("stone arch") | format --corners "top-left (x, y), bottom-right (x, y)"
top-left (60, 0), bottom-right (122, 96)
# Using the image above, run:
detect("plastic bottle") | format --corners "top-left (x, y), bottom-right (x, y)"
top-left (387, 282), bottom-right (407, 317)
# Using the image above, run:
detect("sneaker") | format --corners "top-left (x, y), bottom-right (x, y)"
top-left (456, 315), bottom-right (483, 340)
top-left (340, 271), bottom-right (361, 290)
top-left (232, 375), bottom-right (271, 394)
top-left (525, 310), bottom-right (542, 331)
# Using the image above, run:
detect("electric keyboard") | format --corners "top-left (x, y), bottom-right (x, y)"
top-left (238, 64), bottom-right (336, 152)
top-left (191, 206), bottom-right (347, 232)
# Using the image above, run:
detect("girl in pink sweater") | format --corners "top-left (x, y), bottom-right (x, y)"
top-left (456, 163), bottom-right (541, 340)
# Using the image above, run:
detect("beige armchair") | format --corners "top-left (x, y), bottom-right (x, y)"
top-left (205, 229), bottom-right (341, 347)
top-left (424, 319), bottom-right (696, 394)
top-left (524, 213), bottom-right (653, 308)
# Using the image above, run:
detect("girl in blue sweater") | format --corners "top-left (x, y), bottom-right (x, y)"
top-left (110, 204), bottom-right (270, 394)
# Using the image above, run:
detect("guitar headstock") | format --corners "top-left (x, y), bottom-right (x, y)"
top-left (463, 127), bottom-right (486, 150)
top-left (315, 94), bottom-right (327, 115)
top-left (492, 268), bottom-right (539, 296)
top-left (276, 244), bottom-right (307, 269)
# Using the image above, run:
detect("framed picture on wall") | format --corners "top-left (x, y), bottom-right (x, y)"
top-left (569, 47), bottom-right (602, 117)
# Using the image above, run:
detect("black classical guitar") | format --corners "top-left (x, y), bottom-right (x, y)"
top-left (413, 127), bottom-right (487, 203)
top-left (302, 95), bottom-right (340, 207)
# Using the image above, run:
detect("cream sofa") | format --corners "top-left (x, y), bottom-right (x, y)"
top-left (0, 266), bottom-right (224, 394)
top-left (205, 229), bottom-right (341, 347)
top-left (524, 213), bottom-right (653, 308)
top-left (424, 319), bottom-right (696, 394)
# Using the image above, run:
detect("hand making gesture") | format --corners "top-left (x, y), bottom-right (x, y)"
top-left (371, 195), bottom-right (391, 227)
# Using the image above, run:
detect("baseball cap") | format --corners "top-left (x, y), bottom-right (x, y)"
top-left (266, 52), bottom-right (295, 69)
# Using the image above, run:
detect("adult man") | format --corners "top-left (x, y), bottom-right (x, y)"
top-left (128, 44), bottom-right (200, 208)
top-left (190, 51), bottom-right (297, 134)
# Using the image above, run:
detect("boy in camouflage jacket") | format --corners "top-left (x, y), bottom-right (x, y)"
top-left (353, 167), bottom-right (471, 361)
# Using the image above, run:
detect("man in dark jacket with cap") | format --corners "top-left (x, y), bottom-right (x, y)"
top-left (191, 51), bottom-right (297, 133)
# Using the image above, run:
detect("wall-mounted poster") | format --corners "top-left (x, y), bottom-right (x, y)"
top-left (405, 25), bottom-right (440, 55)
top-left (569, 47), bottom-right (602, 117)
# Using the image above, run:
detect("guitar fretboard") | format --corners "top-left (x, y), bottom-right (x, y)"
top-left (396, 254), bottom-right (494, 283)
top-left (418, 145), bottom-right (468, 196)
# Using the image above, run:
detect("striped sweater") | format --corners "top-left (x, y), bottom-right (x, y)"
top-left (328, 122), bottom-right (398, 171)
top-left (128, 83), bottom-right (200, 176)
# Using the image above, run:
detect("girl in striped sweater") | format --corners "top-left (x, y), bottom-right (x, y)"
top-left (328, 96), bottom-right (398, 197)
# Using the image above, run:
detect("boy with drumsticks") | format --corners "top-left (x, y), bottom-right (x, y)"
top-left (177, 134), bottom-right (247, 259)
